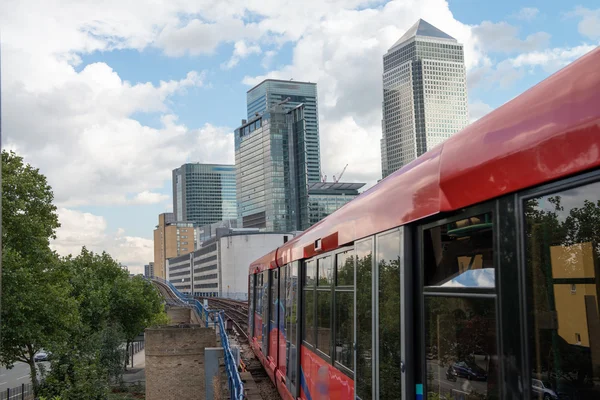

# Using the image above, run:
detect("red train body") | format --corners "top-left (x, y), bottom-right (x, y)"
top-left (248, 46), bottom-right (600, 400)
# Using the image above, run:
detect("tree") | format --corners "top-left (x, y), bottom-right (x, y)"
top-left (111, 275), bottom-right (168, 369)
top-left (0, 151), bottom-right (78, 396)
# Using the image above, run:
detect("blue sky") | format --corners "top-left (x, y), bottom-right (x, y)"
top-left (3, 0), bottom-right (599, 272)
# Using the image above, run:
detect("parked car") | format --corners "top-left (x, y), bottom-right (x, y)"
top-left (446, 361), bottom-right (488, 381)
top-left (34, 351), bottom-right (49, 362)
top-left (531, 379), bottom-right (559, 400)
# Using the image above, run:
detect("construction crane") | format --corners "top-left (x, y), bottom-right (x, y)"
top-left (333, 164), bottom-right (348, 183)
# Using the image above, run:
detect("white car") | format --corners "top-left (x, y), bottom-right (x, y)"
top-left (532, 379), bottom-right (558, 400)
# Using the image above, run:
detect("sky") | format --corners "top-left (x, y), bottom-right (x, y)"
top-left (2, 0), bottom-right (599, 274)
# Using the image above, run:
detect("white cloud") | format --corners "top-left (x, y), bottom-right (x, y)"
top-left (51, 208), bottom-right (152, 274)
top-left (131, 191), bottom-right (170, 205)
top-left (567, 7), bottom-right (600, 40)
top-left (510, 44), bottom-right (597, 72)
top-left (472, 21), bottom-right (550, 53)
top-left (261, 50), bottom-right (277, 69)
top-left (515, 7), bottom-right (539, 21)
top-left (222, 40), bottom-right (262, 69)
top-left (469, 101), bottom-right (494, 123)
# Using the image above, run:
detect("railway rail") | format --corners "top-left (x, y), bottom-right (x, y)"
top-left (197, 297), bottom-right (249, 342)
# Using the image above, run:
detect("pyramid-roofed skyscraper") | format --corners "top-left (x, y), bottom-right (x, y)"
top-left (380, 19), bottom-right (469, 178)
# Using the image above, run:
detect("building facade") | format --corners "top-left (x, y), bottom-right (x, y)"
top-left (246, 79), bottom-right (321, 183)
top-left (307, 182), bottom-right (365, 227)
top-left (172, 163), bottom-right (237, 226)
top-left (166, 229), bottom-right (293, 298)
top-left (235, 103), bottom-right (309, 232)
top-left (380, 19), bottom-right (469, 178)
top-left (144, 262), bottom-right (155, 278)
top-left (153, 213), bottom-right (196, 279)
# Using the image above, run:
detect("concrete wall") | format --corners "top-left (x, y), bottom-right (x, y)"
top-left (145, 326), bottom-right (217, 400)
top-left (219, 233), bottom-right (289, 300)
top-left (167, 307), bottom-right (192, 325)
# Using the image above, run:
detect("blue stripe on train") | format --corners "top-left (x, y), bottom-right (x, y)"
top-left (300, 366), bottom-right (313, 400)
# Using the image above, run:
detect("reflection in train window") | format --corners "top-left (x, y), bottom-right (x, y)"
top-left (316, 291), bottom-right (332, 355)
top-left (525, 180), bottom-right (600, 399)
top-left (424, 213), bottom-right (495, 288)
top-left (424, 296), bottom-right (499, 399)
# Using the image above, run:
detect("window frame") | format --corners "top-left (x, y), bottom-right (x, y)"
top-left (301, 245), bottom-right (354, 370)
top-left (417, 199), bottom-right (502, 398)
top-left (516, 168), bottom-right (600, 399)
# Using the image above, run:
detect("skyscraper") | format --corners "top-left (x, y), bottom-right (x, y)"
top-left (246, 79), bottom-right (321, 182)
top-left (380, 19), bottom-right (469, 178)
top-left (172, 163), bottom-right (237, 226)
top-left (235, 102), bottom-right (308, 232)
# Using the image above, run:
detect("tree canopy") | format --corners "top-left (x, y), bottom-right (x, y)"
top-left (1, 150), bottom-right (168, 399)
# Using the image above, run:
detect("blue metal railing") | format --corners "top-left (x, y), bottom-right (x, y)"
top-left (217, 310), bottom-right (244, 400)
top-left (150, 277), bottom-right (245, 399)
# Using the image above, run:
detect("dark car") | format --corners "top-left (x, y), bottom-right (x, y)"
top-left (446, 361), bottom-right (488, 381)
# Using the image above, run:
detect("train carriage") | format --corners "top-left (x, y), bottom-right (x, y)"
top-left (248, 46), bottom-right (600, 400)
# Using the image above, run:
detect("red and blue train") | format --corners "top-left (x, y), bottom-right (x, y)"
top-left (248, 46), bottom-right (600, 400)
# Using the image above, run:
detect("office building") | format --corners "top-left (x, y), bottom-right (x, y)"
top-left (235, 102), bottom-right (309, 232)
top-left (144, 262), bottom-right (154, 278)
top-left (195, 219), bottom-right (238, 244)
top-left (153, 213), bottom-right (196, 279)
top-left (246, 79), bottom-right (321, 182)
top-left (166, 229), bottom-right (293, 298)
top-left (307, 182), bottom-right (365, 227)
top-left (380, 19), bottom-right (469, 178)
top-left (172, 163), bottom-right (237, 226)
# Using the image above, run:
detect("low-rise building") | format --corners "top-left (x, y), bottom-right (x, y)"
top-left (166, 229), bottom-right (293, 299)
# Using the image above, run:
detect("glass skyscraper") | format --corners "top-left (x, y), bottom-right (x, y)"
top-left (246, 79), bottom-right (321, 183)
top-left (381, 19), bottom-right (469, 178)
top-left (172, 163), bottom-right (237, 226)
top-left (235, 102), bottom-right (309, 232)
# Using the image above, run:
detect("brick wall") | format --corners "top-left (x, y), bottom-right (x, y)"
top-left (167, 307), bottom-right (191, 324)
top-left (145, 326), bottom-right (217, 400)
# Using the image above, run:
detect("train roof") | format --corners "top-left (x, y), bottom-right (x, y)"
top-left (250, 46), bottom-right (600, 274)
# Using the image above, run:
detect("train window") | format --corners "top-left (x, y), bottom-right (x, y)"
top-left (336, 250), bottom-right (354, 286)
top-left (316, 257), bottom-right (333, 357)
top-left (306, 260), bottom-right (316, 286)
top-left (524, 180), bottom-right (600, 399)
top-left (377, 230), bottom-right (402, 398)
top-left (335, 291), bottom-right (353, 370)
top-left (271, 270), bottom-right (278, 327)
top-left (316, 290), bottom-right (332, 355)
top-left (285, 262), bottom-right (298, 385)
top-left (424, 296), bottom-right (499, 399)
top-left (335, 250), bottom-right (354, 372)
top-left (249, 274), bottom-right (255, 337)
top-left (356, 238), bottom-right (374, 400)
top-left (318, 257), bottom-right (333, 285)
top-left (303, 289), bottom-right (315, 345)
top-left (423, 213), bottom-right (495, 288)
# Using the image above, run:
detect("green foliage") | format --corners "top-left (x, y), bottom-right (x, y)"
top-left (1, 150), bottom-right (77, 395)
top-left (1, 150), bottom-right (60, 255)
top-left (1, 150), bottom-right (167, 398)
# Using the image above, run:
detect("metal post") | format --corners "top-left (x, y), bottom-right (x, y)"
top-left (22, 383), bottom-right (25, 400)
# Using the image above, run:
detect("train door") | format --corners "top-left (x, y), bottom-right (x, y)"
top-left (269, 269), bottom-right (279, 368)
top-left (285, 262), bottom-right (299, 396)
top-left (262, 270), bottom-right (269, 355)
top-left (354, 227), bottom-right (413, 400)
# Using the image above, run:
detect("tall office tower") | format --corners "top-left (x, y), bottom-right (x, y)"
top-left (246, 79), bottom-right (321, 183)
top-left (172, 163), bottom-right (237, 226)
top-left (152, 213), bottom-right (195, 279)
top-left (380, 19), bottom-right (469, 178)
top-left (235, 102), bottom-right (309, 232)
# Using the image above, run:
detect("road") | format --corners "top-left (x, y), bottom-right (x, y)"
top-left (427, 360), bottom-right (488, 397)
top-left (0, 361), bottom-right (48, 391)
